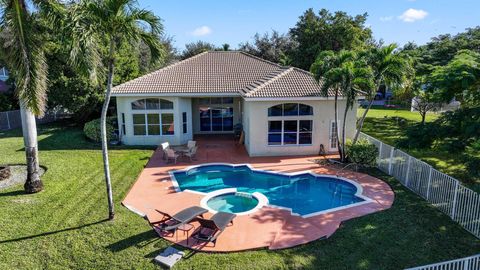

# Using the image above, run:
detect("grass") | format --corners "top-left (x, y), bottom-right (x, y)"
top-left (0, 122), bottom-right (479, 269)
top-left (358, 108), bottom-right (479, 192)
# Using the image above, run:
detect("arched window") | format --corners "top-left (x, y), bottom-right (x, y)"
top-left (267, 103), bottom-right (313, 146)
top-left (130, 98), bottom-right (174, 136)
top-left (131, 98), bottom-right (173, 110)
top-left (268, 103), bottom-right (313, 116)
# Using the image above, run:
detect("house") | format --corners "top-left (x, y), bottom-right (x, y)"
top-left (111, 51), bottom-right (358, 156)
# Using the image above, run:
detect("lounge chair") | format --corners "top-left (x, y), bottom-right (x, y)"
top-left (152, 206), bottom-right (208, 234)
top-left (192, 212), bottom-right (236, 246)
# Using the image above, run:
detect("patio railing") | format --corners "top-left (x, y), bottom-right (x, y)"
top-left (404, 254), bottom-right (480, 270)
top-left (359, 132), bottom-right (480, 239)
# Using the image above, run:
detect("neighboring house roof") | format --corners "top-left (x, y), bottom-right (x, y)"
top-left (112, 51), bottom-right (335, 98)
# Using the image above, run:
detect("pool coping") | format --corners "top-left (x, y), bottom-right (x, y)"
top-left (169, 162), bottom-right (374, 218)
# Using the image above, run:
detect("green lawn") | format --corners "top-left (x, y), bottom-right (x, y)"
top-left (359, 108), bottom-right (478, 192)
top-left (0, 123), bottom-right (479, 269)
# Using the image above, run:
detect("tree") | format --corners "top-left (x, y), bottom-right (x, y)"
top-left (289, 8), bottom-right (372, 70)
top-left (239, 30), bottom-right (294, 64)
top-left (411, 89), bottom-right (440, 125)
top-left (181, 41), bottom-right (215, 59)
top-left (430, 50), bottom-right (480, 107)
top-left (353, 44), bottom-right (410, 143)
top-left (0, 0), bottom-right (63, 193)
top-left (311, 50), bottom-right (373, 162)
top-left (69, 0), bottom-right (164, 220)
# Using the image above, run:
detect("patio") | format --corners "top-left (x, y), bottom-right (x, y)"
top-left (122, 135), bottom-right (394, 252)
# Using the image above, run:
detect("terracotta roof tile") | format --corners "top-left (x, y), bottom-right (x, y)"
top-left (112, 51), bottom-right (336, 98)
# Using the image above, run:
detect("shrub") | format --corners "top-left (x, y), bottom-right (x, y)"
top-left (83, 117), bottom-right (116, 142)
top-left (397, 123), bottom-right (438, 149)
top-left (346, 139), bottom-right (378, 167)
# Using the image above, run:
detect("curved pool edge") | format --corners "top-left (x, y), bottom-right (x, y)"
top-left (198, 188), bottom-right (269, 215)
top-left (170, 162), bottom-right (375, 218)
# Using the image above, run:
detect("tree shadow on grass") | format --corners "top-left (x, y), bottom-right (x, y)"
top-left (0, 190), bottom-right (25, 197)
top-left (0, 219), bottom-right (108, 244)
top-left (106, 229), bottom-right (160, 252)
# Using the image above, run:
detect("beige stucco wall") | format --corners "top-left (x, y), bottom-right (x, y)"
top-left (115, 96), bottom-right (193, 146)
top-left (243, 99), bottom-right (357, 156)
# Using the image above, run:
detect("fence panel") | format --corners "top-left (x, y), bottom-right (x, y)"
top-left (405, 254), bottom-right (480, 270)
top-left (359, 132), bottom-right (480, 240)
top-left (0, 109), bottom-right (69, 131)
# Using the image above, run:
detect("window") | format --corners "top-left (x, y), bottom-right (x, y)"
top-left (267, 103), bottom-right (313, 146)
top-left (268, 103), bottom-right (313, 116)
top-left (198, 98), bottom-right (234, 132)
top-left (182, 112), bottom-right (187, 134)
top-left (121, 113), bottom-right (126, 135)
top-left (133, 114), bottom-right (146, 135)
top-left (131, 98), bottom-right (173, 110)
top-left (130, 99), bottom-right (175, 136)
top-left (329, 121), bottom-right (338, 149)
top-left (268, 120), bottom-right (313, 145)
top-left (161, 114), bottom-right (174, 135)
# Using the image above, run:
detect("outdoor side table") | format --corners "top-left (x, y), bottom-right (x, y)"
top-left (177, 223), bottom-right (194, 245)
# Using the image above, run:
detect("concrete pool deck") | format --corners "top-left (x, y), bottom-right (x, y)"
top-left (122, 135), bottom-right (394, 252)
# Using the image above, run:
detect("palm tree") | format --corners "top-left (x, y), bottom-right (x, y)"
top-left (353, 44), bottom-right (410, 144)
top-left (311, 50), bottom-right (373, 162)
top-left (0, 0), bottom-right (63, 193)
top-left (69, 0), bottom-right (164, 220)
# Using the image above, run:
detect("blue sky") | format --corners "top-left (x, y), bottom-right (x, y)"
top-left (138, 0), bottom-right (479, 51)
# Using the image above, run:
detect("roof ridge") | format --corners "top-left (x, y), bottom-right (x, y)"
top-left (243, 67), bottom-right (293, 97)
top-left (112, 51), bottom-right (209, 90)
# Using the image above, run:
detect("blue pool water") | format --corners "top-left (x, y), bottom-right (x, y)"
top-left (206, 193), bottom-right (259, 213)
top-left (172, 164), bottom-right (366, 216)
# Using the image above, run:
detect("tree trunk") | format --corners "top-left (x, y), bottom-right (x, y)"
top-left (101, 41), bottom-right (115, 220)
top-left (341, 100), bottom-right (349, 162)
top-left (333, 91), bottom-right (343, 161)
top-left (20, 103), bottom-right (43, 193)
top-left (421, 111), bottom-right (426, 125)
top-left (352, 97), bottom-right (374, 144)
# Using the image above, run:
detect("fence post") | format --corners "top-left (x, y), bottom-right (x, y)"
top-left (426, 167), bottom-right (433, 200)
top-left (388, 147), bottom-right (395, 175)
top-left (451, 181), bottom-right (459, 220)
top-left (405, 156), bottom-right (412, 186)
top-left (377, 141), bottom-right (383, 167)
top-left (5, 111), bottom-right (11, 130)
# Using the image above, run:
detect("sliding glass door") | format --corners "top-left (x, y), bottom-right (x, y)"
top-left (199, 98), bottom-right (234, 132)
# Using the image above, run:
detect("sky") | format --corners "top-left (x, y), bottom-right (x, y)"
top-left (138, 0), bottom-right (479, 51)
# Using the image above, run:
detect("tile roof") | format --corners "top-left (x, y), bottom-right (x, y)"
top-left (112, 51), bottom-right (336, 98)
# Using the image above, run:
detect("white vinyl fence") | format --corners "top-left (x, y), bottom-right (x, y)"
top-left (405, 254), bottom-right (480, 270)
top-left (0, 109), bottom-right (70, 131)
top-left (359, 132), bottom-right (480, 239)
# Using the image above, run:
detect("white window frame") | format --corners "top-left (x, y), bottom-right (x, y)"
top-left (130, 98), bottom-right (175, 137)
top-left (329, 120), bottom-right (340, 151)
top-left (267, 119), bottom-right (313, 146)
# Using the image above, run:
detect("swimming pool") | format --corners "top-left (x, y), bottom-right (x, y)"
top-left (171, 163), bottom-right (371, 217)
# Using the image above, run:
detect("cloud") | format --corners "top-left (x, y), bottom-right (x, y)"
top-left (380, 16), bottom-right (393, 22)
top-left (398, 8), bottom-right (428, 22)
top-left (190, 26), bottom-right (212, 36)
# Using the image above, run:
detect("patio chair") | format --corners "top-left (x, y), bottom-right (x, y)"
top-left (184, 146), bottom-right (197, 162)
top-left (165, 148), bottom-right (179, 164)
top-left (192, 212), bottom-right (236, 247)
top-left (152, 206), bottom-right (208, 234)
top-left (160, 142), bottom-right (170, 160)
top-left (187, 140), bottom-right (196, 149)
